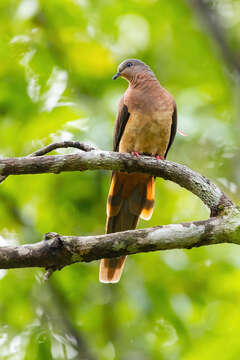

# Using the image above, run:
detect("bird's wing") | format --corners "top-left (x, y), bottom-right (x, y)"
top-left (165, 101), bottom-right (177, 158)
top-left (113, 96), bottom-right (130, 152)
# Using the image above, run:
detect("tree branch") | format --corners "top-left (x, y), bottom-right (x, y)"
top-left (0, 142), bottom-right (237, 271)
top-left (0, 144), bottom-right (233, 215)
top-left (0, 208), bottom-right (239, 269)
top-left (0, 141), bottom-right (96, 184)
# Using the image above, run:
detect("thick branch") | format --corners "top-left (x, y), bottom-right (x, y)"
top-left (0, 147), bottom-right (233, 215)
top-left (0, 209), bottom-right (239, 269)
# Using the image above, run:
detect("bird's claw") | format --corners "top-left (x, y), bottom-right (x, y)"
top-left (155, 155), bottom-right (164, 161)
top-left (131, 151), bottom-right (140, 157)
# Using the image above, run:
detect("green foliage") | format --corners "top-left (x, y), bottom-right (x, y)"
top-left (0, 0), bottom-right (240, 358)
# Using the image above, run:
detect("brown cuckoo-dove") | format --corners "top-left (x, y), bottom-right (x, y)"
top-left (99, 59), bottom-right (177, 283)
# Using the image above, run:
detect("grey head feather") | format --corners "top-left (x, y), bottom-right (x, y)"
top-left (118, 59), bottom-right (153, 74)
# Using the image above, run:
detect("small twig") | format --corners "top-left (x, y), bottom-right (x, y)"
top-left (43, 232), bottom-right (65, 280)
top-left (43, 265), bottom-right (64, 281)
top-left (43, 268), bottom-right (54, 281)
top-left (0, 141), bottom-right (96, 184)
top-left (31, 141), bottom-right (96, 156)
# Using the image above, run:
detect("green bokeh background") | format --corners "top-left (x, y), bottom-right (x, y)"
top-left (0, 0), bottom-right (240, 359)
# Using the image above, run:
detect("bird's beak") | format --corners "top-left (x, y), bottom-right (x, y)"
top-left (112, 72), bottom-right (120, 80)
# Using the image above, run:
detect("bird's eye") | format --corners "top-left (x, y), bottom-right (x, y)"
top-left (127, 62), bottom-right (133, 67)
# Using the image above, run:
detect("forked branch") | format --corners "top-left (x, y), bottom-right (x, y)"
top-left (0, 142), bottom-right (233, 215)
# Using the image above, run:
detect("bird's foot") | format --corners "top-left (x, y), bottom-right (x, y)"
top-left (155, 155), bottom-right (165, 161)
top-left (131, 151), bottom-right (140, 157)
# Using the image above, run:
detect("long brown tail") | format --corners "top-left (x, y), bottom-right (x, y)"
top-left (99, 171), bottom-right (155, 283)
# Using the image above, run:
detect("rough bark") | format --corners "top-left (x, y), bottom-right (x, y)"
top-left (0, 145), bottom-right (233, 215)
top-left (0, 142), bottom-right (238, 272)
top-left (0, 140), bottom-right (95, 184)
top-left (0, 208), bottom-right (239, 270)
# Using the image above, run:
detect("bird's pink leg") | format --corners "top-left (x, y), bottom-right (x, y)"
top-left (131, 151), bottom-right (140, 157)
top-left (155, 155), bottom-right (164, 160)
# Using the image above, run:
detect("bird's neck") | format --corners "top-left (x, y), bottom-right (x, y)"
top-left (129, 71), bottom-right (161, 90)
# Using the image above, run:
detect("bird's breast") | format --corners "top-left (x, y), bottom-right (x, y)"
top-left (119, 110), bottom-right (172, 157)
top-left (119, 85), bottom-right (174, 156)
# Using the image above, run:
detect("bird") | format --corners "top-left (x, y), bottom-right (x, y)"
top-left (99, 59), bottom-right (177, 283)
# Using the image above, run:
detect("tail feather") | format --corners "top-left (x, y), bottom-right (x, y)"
top-left (100, 171), bottom-right (155, 283)
top-left (99, 257), bottom-right (126, 283)
top-left (106, 199), bottom-right (139, 233)
top-left (140, 176), bottom-right (155, 220)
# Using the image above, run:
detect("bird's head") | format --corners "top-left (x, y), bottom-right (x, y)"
top-left (112, 59), bottom-right (152, 82)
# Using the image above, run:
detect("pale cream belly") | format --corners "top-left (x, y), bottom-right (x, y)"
top-left (119, 112), bottom-right (172, 157)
